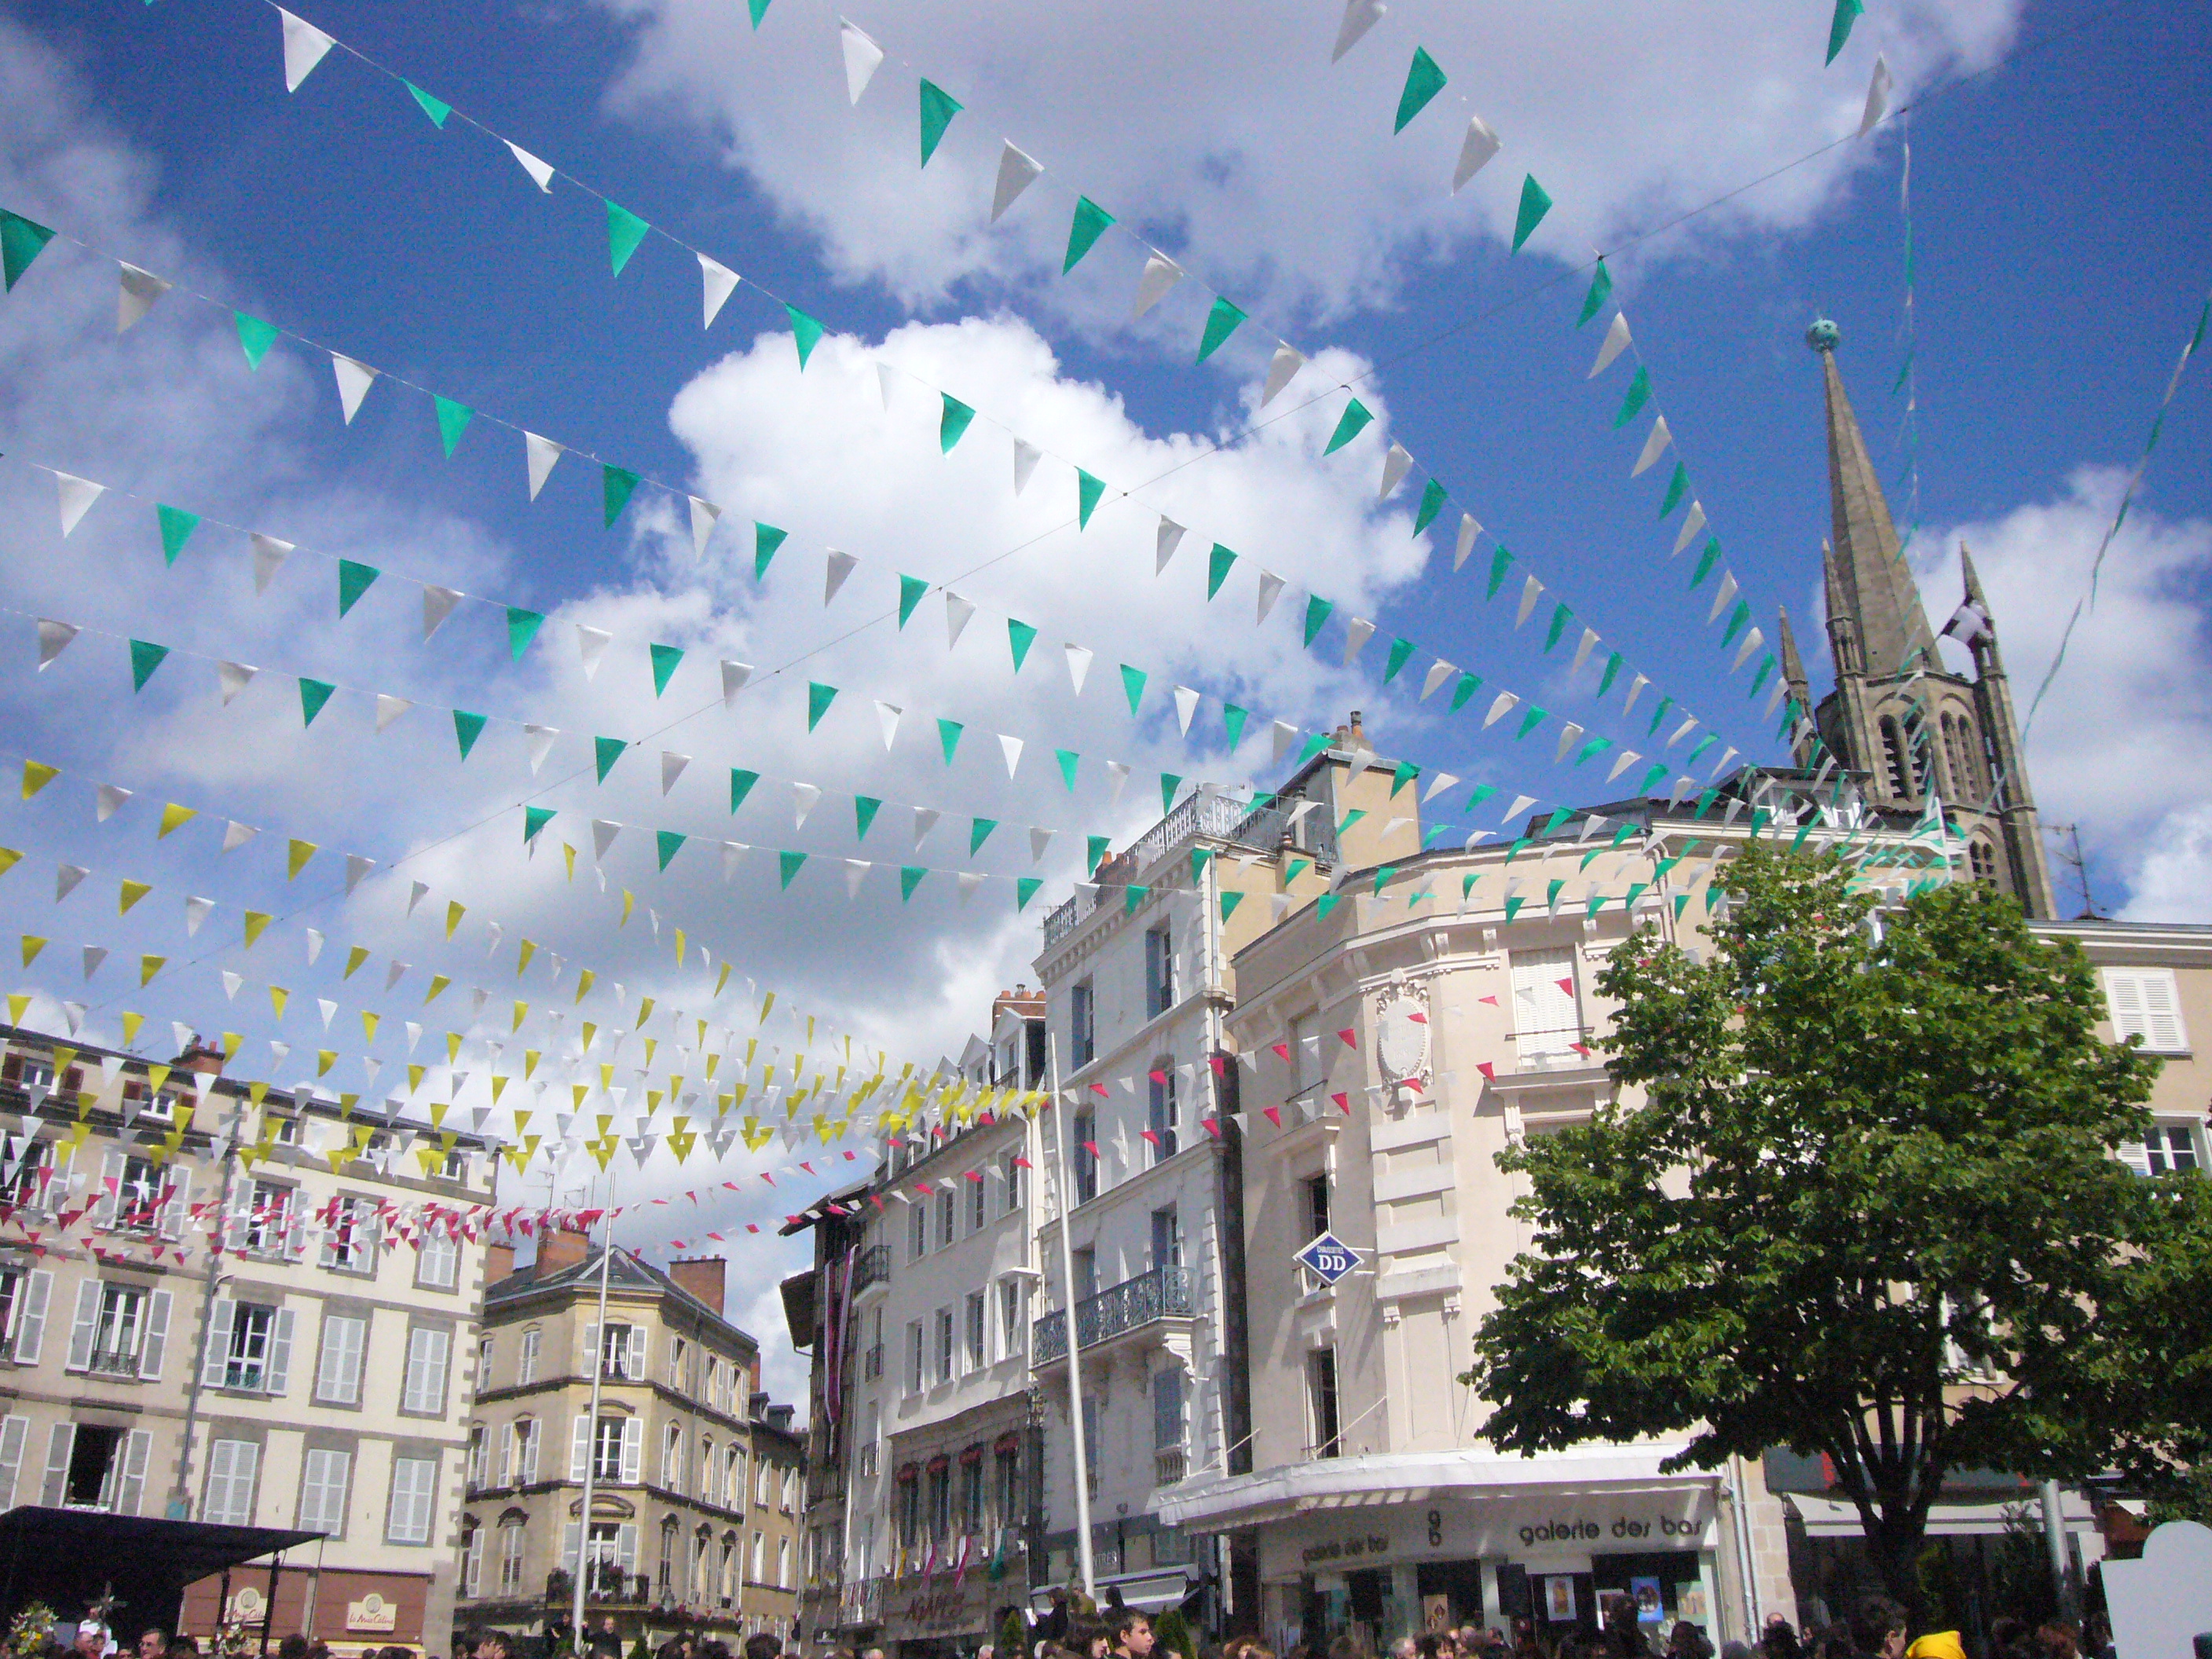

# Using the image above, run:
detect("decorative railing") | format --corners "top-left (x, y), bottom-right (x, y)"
top-left (851, 1243), bottom-right (892, 1295)
top-left (1033, 1265), bottom-right (1193, 1363)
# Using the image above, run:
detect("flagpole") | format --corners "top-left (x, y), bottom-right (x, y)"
top-left (569, 1163), bottom-right (617, 1652)
top-left (1046, 1034), bottom-right (1097, 1602)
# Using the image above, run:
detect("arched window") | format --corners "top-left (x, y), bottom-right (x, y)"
top-left (693, 1526), bottom-right (712, 1602)
top-left (1880, 716), bottom-right (1912, 797)
top-left (752, 1530), bottom-right (767, 1582)
top-left (657, 1518), bottom-right (679, 1600)
top-left (1969, 840), bottom-right (1998, 884)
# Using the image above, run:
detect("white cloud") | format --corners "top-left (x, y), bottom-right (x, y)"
top-left (597, 0), bottom-right (2020, 325)
top-left (1907, 466), bottom-right (2212, 919)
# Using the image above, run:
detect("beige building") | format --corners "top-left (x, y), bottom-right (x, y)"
top-left (458, 1232), bottom-right (805, 1651)
top-left (0, 1028), bottom-right (495, 1654)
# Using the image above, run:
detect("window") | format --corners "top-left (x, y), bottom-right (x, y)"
top-left (662, 1422), bottom-right (685, 1492)
top-left (203, 1438), bottom-right (259, 1526)
top-left (936, 1187), bottom-right (956, 1248)
top-left (83, 1283), bottom-right (155, 1375)
top-left (1968, 840), bottom-right (1998, 884)
top-left (1151, 1206), bottom-right (1182, 1272)
top-left (104, 1153), bottom-right (162, 1233)
top-left (270, 1111), bottom-right (302, 1145)
top-left (386, 1456), bottom-right (437, 1544)
top-left (965, 1291), bottom-right (987, 1371)
top-left (1144, 924), bottom-right (1175, 1017)
top-left (214, 1302), bottom-right (292, 1393)
top-left (1073, 1110), bottom-right (1097, 1203)
top-left (926, 1466), bottom-right (950, 1539)
top-left (416, 1226), bottom-right (460, 1291)
top-left (1002, 1150), bottom-right (1024, 1215)
top-left (3, 1141), bottom-right (53, 1210)
top-left (593, 1416), bottom-right (628, 1482)
top-left (578, 1520), bottom-right (633, 1596)
top-left (2106, 969), bottom-right (2189, 1053)
top-left (298, 1448), bottom-right (350, 1536)
top-left (969, 1169), bottom-right (987, 1232)
top-left (462, 1520), bottom-right (484, 1599)
top-left (720, 1534), bottom-right (737, 1606)
top-left (1073, 1247), bottom-right (1097, 1303)
top-left (935, 1307), bottom-right (954, 1383)
top-left (994, 1443), bottom-right (1021, 1532)
top-left (751, 1531), bottom-right (766, 1582)
top-left (1881, 715), bottom-right (1913, 798)
top-left (2142, 1125), bottom-right (2203, 1174)
top-left (598, 1323), bottom-right (645, 1379)
top-left (1071, 980), bottom-right (1096, 1068)
top-left (671, 1336), bottom-right (689, 1391)
top-left (897, 1477), bottom-right (920, 1549)
top-left (1148, 1068), bottom-right (1178, 1161)
top-left (961, 1456), bottom-right (984, 1531)
top-left (909, 1201), bottom-right (929, 1262)
top-left (999, 1280), bottom-right (1025, 1362)
top-left (1307, 1347), bottom-right (1342, 1458)
top-left (509, 1418), bottom-right (540, 1485)
top-left (756, 1457), bottom-right (771, 1507)
top-left (518, 1326), bottom-right (540, 1384)
top-left (658, 1518), bottom-right (679, 1600)
top-left (466, 1425), bottom-right (487, 1491)
top-left (477, 1335), bottom-right (493, 1390)
top-left (1303, 1172), bottom-right (1332, 1240)
top-left (401, 1325), bottom-right (452, 1415)
top-left (1510, 947), bottom-right (1582, 1062)
top-left (1152, 1368), bottom-right (1185, 1451)
top-left (1289, 1012), bottom-right (1320, 1101)
top-left (778, 1535), bottom-right (791, 1588)
top-left (49, 1423), bottom-right (145, 1511)
top-left (0, 1267), bottom-right (50, 1364)
top-left (1080, 1397), bottom-right (1101, 1500)
top-left (320, 1196), bottom-right (377, 1273)
top-left (314, 1313), bottom-right (367, 1405)
top-left (723, 1443), bottom-right (741, 1507)
top-left (499, 1519), bottom-right (526, 1594)
top-left (242, 1180), bottom-right (295, 1255)
top-left (905, 1320), bottom-right (924, 1392)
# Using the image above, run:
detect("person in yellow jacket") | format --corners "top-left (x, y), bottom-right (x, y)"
top-left (1904, 1633), bottom-right (1968, 1659)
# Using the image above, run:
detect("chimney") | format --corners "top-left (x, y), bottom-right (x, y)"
top-left (749, 1390), bottom-right (771, 1420)
top-left (1348, 710), bottom-right (1369, 749)
top-left (537, 1225), bottom-right (591, 1274)
top-left (668, 1256), bottom-right (726, 1316)
top-left (174, 1039), bottom-right (226, 1075)
top-left (486, 1241), bottom-right (517, 1285)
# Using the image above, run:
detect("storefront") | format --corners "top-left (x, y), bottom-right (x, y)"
top-left (1159, 1450), bottom-right (1727, 1654)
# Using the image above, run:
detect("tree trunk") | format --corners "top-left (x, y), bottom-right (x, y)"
top-left (1865, 1509), bottom-right (1931, 1632)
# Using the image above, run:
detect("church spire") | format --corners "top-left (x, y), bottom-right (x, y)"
top-left (1809, 319), bottom-right (1938, 679)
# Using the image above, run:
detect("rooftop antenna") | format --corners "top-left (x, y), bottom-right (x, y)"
top-left (2047, 823), bottom-right (2103, 920)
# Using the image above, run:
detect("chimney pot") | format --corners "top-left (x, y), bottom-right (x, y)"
top-left (668, 1255), bottom-right (727, 1316)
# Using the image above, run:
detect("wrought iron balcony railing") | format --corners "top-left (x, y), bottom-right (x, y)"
top-left (1033, 1265), bottom-right (1192, 1363)
top-left (851, 1243), bottom-right (892, 1295)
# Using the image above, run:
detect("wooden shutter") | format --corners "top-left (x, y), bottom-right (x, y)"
top-left (138, 1288), bottom-right (171, 1380)
top-left (569, 1414), bottom-right (591, 1481)
top-left (94, 1151), bottom-right (124, 1229)
top-left (203, 1299), bottom-right (236, 1387)
top-left (39, 1423), bottom-right (73, 1506)
top-left (116, 1428), bottom-right (151, 1515)
top-left (620, 1416), bottom-right (643, 1484)
top-left (522, 1419), bottom-right (540, 1485)
top-left (626, 1325), bottom-right (648, 1379)
top-left (64, 1280), bottom-right (99, 1372)
top-left (0, 1415), bottom-right (27, 1507)
top-left (266, 1306), bottom-right (295, 1396)
top-left (159, 1172), bottom-right (191, 1241)
top-left (617, 1522), bottom-right (639, 1573)
top-left (15, 1269), bottom-right (51, 1364)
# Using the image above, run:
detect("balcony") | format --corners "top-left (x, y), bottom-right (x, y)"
top-left (1034, 1265), bottom-right (1193, 1364)
top-left (851, 1243), bottom-right (892, 1296)
top-left (862, 1343), bottom-right (884, 1381)
top-left (1154, 1446), bottom-right (1188, 1486)
top-left (89, 1349), bottom-right (141, 1378)
top-left (1043, 791), bottom-right (1339, 947)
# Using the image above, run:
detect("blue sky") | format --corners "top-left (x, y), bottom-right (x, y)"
top-left (2, 0), bottom-right (2207, 1370)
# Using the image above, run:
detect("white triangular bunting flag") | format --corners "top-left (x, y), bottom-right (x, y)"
top-left (998, 735), bottom-right (1024, 778)
top-left (1500, 794), bottom-right (1536, 824)
top-left (577, 625), bottom-right (612, 679)
top-left (1272, 720), bottom-right (1298, 762)
top-left (688, 496), bottom-right (721, 557)
top-left (422, 585), bottom-right (463, 640)
top-left (1155, 516), bottom-right (1186, 573)
top-left (525, 433), bottom-right (565, 500)
top-left (524, 725), bottom-right (558, 773)
top-left (1422, 771), bottom-right (1461, 802)
top-left (720, 661), bottom-right (751, 705)
top-left (279, 7), bottom-right (335, 91)
top-left (184, 896), bottom-right (214, 937)
top-left (1517, 574), bottom-right (1544, 627)
top-left (222, 970), bottom-right (244, 1001)
top-left (55, 865), bottom-right (86, 902)
top-left (1454, 513), bottom-right (1480, 569)
top-left (661, 752), bottom-right (690, 796)
top-left (913, 808), bottom-right (939, 849)
top-left (793, 784), bottom-right (822, 829)
top-left (222, 820), bottom-right (258, 853)
top-left (35, 618), bottom-right (79, 668)
top-left (592, 820), bottom-right (621, 861)
top-left (944, 591), bottom-right (975, 648)
top-left (1572, 628), bottom-right (1599, 675)
top-left (839, 20), bottom-right (884, 103)
top-left (1064, 643), bottom-right (1092, 694)
top-left (504, 141), bottom-right (555, 192)
top-left (1454, 115), bottom-right (1502, 189)
top-left (1606, 749), bottom-right (1642, 783)
top-left (956, 872), bottom-right (983, 905)
top-left (53, 472), bottom-right (104, 536)
top-left (94, 784), bottom-right (130, 821)
top-left (1029, 827), bottom-right (1054, 864)
top-left (1632, 416), bottom-right (1672, 477)
top-left (374, 694), bottom-right (411, 731)
top-left (251, 534), bottom-right (292, 593)
top-left (1012, 438), bottom-right (1041, 495)
top-left (698, 255), bottom-right (739, 328)
top-left (1331, 0), bottom-right (1386, 61)
top-left (1420, 660), bottom-right (1455, 701)
top-left (1261, 343), bottom-right (1306, 407)
top-left (1379, 443), bottom-right (1413, 499)
top-left (1342, 617), bottom-right (1375, 665)
top-left (1130, 254), bottom-right (1182, 320)
top-left (331, 353), bottom-right (378, 423)
top-left (875, 360), bottom-right (898, 412)
top-left (721, 842), bottom-right (746, 882)
top-left (1555, 723), bottom-right (1584, 763)
top-left (1860, 54), bottom-right (1893, 135)
top-left (1732, 627), bottom-right (1765, 672)
top-left (823, 550), bottom-right (859, 605)
top-left (1588, 312), bottom-right (1632, 378)
top-left (843, 860), bottom-right (870, 899)
top-left (116, 262), bottom-right (170, 332)
top-left (990, 141), bottom-right (1042, 221)
top-left (1707, 571), bottom-right (1739, 624)
top-left (217, 661), bottom-right (258, 705)
top-left (1173, 686), bottom-right (1200, 735)
top-left (1672, 500), bottom-right (1707, 555)
top-left (1256, 569), bottom-right (1286, 623)
top-left (1105, 761), bottom-right (1130, 804)
top-left (874, 701), bottom-right (902, 750)
top-left (1484, 691), bottom-right (1519, 728)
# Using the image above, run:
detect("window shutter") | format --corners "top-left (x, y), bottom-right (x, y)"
top-left (203, 1299), bottom-right (235, 1388)
top-left (621, 1415), bottom-right (643, 1484)
top-left (522, 1420), bottom-right (540, 1484)
top-left (2141, 972), bottom-right (2188, 1052)
top-left (138, 1289), bottom-right (172, 1380)
top-left (39, 1423), bottom-right (73, 1507)
top-left (626, 1325), bottom-right (648, 1379)
top-left (569, 1414), bottom-right (591, 1481)
top-left (562, 1521), bottom-right (581, 1575)
top-left (583, 1321), bottom-right (598, 1377)
top-left (266, 1306), bottom-right (295, 1396)
top-left (423, 1328), bottom-right (452, 1413)
top-left (225, 1180), bottom-right (254, 1251)
top-left (2116, 1135), bottom-right (2153, 1177)
top-left (284, 1197), bottom-right (310, 1261)
top-left (159, 1172), bottom-right (191, 1241)
top-left (15, 1269), bottom-right (51, 1364)
top-left (617, 1522), bottom-right (639, 1573)
top-left (0, 1415), bottom-right (26, 1507)
top-left (64, 1280), bottom-right (98, 1372)
top-left (117, 1427), bottom-right (152, 1516)
top-left (94, 1151), bottom-right (125, 1229)
top-left (496, 1423), bottom-right (515, 1487)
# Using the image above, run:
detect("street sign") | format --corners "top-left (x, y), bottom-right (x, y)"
top-left (1294, 1230), bottom-right (1364, 1286)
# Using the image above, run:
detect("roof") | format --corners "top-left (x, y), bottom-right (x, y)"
top-left (485, 1243), bottom-right (760, 1350)
top-left (0, 1507), bottom-right (320, 1634)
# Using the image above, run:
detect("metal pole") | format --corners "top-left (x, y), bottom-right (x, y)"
top-left (173, 1096), bottom-right (242, 1518)
top-left (2039, 1480), bottom-right (2075, 1618)
top-left (570, 1170), bottom-right (618, 1653)
top-left (1046, 1035), bottom-right (1095, 1602)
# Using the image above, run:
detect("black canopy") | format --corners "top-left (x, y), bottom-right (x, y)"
top-left (0, 1507), bottom-right (322, 1639)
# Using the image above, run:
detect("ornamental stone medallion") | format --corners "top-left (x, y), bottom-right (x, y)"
top-left (1374, 979), bottom-right (1430, 1109)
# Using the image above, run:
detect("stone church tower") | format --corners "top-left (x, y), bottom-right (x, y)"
top-left (1776, 319), bottom-right (2059, 917)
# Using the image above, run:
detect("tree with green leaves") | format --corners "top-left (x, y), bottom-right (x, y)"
top-left (1463, 844), bottom-right (2212, 1617)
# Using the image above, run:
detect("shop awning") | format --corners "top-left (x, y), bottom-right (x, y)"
top-left (1785, 1490), bottom-right (2097, 1540)
top-left (1155, 1445), bottom-right (1711, 1533)
top-left (1028, 1568), bottom-right (1200, 1615)
top-left (0, 1506), bottom-right (320, 1637)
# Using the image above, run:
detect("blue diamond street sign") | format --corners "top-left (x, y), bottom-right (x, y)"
top-left (1294, 1230), bottom-right (1363, 1286)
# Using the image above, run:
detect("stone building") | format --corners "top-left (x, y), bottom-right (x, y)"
top-left (0, 1027), bottom-right (494, 1656)
top-left (457, 1232), bottom-right (805, 1653)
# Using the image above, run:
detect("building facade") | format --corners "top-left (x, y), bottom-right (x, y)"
top-left (456, 1235), bottom-right (805, 1654)
top-left (0, 1027), bottom-right (494, 1655)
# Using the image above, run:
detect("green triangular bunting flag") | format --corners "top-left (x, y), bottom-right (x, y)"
top-left (452, 709), bottom-right (487, 760)
top-left (918, 79), bottom-right (962, 167)
top-left (1196, 297), bottom-right (1246, 362)
top-left (808, 681), bottom-right (838, 730)
top-left (606, 200), bottom-right (650, 276)
top-left (602, 465), bottom-right (641, 527)
top-left (235, 312), bottom-right (280, 369)
top-left (937, 718), bottom-right (962, 764)
top-left (901, 866), bottom-right (926, 901)
top-left (156, 504), bottom-right (200, 566)
top-left (1008, 620), bottom-right (1037, 671)
top-left (1063, 197), bottom-right (1115, 273)
top-left (656, 830), bottom-right (687, 871)
top-left (595, 736), bottom-right (627, 782)
top-left (1160, 774), bottom-right (1182, 815)
top-left (969, 818), bottom-right (998, 855)
top-left (1220, 890), bottom-right (1243, 923)
top-left (899, 574), bottom-right (928, 626)
top-left (1412, 478), bottom-right (1447, 534)
top-left (1120, 664), bottom-right (1146, 715)
top-left (786, 304), bottom-right (824, 368)
top-left (1055, 749), bottom-right (1079, 790)
top-left (129, 639), bottom-right (169, 692)
top-left (1207, 543), bottom-right (1237, 599)
top-left (1324, 399), bottom-right (1373, 455)
top-left (1511, 174), bottom-right (1553, 251)
top-left (1086, 835), bottom-right (1110, 875)
top-left (298, 677), bottom-right (335, 727)
top-left (1613, 366), bottom-right (1651, 429)
top-left (1393, 46), bottom-right (1447, 131)
top-left (1223, 705), bottom-right (1248, 749)
top-left (855, 797), bottom-right (881, 840)
top-left (730, 769), bottom-right (759, 811)
top-left (755, 522), bottom-right (787, 580)
top-left (337, 558), bottom-right (379, 617)
top-left (1577, 258), bottom-right (1613, 326)
top-left (1302, 595), bottom-right (1334, 646)
top-left (434, 395), bottom-right (471, 456)
top-left (405, 82), bottom-right (452, 126)
top-left (778, 850), bottom-right (806, 888)
top-left (1077, 469), bottom-right (1105, 528)
top-left (1657, 462), bottom-right (1690, 518)
top-left (524, 807), bottom-right (555, 845)
top-left (1826, 0), bottom-right (1864, 64)
top-left (1016, 877), bottom-right (1041, 912)
top-left (939, 394), bottom-right (975, 452)
top-left (1383, 638), bottom-right (1416, 683)
top-left (507, 607), bottom-right (544, 659)
top-left (0, 211), bottom-right (57, 291)
top-left (650, 643), bottom-right (684, 696)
